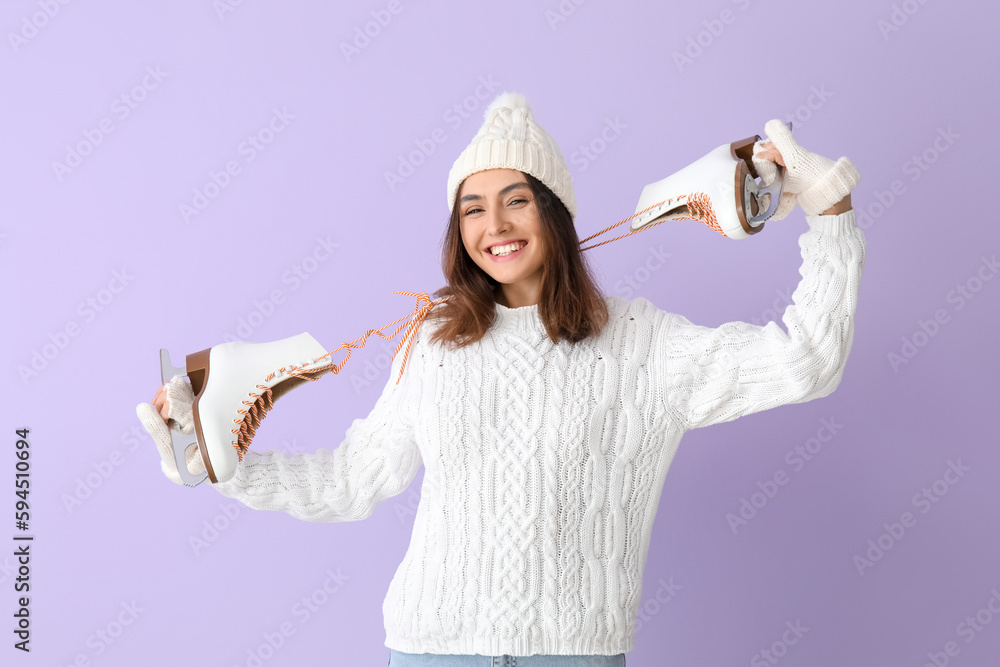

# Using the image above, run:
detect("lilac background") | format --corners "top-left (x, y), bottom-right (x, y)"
top-left (2, 1), bottom-right (998, 665)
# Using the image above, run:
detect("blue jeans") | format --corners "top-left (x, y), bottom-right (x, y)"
top-left (387, 649), bottom-right (626, 666)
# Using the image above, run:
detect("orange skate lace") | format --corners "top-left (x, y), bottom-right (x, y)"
top-left (231, 195), bottom-right (718, 459)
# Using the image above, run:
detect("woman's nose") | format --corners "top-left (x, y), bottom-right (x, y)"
top-left (485, 207), bottom-right (512, 235)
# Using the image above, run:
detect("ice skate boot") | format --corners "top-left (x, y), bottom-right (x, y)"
top-left (159, 333), bottom-right (333, 486)
top-left (629, 124), bottom-right (790, 239)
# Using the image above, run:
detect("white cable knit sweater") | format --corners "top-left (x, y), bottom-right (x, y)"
top-left (212, 210), bottom-right (865, 656)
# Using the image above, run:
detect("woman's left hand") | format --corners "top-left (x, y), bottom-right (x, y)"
top-left (754, 120), bottom-right (860, 216)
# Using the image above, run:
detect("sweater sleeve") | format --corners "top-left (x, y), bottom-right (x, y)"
top-left (652, 210), bottom-right (866, 431)
top-left (209, 341), bottom-right (423, 522)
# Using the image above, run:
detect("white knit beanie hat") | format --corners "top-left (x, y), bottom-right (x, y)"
top-left (447, 92), bottom-right (577, 220)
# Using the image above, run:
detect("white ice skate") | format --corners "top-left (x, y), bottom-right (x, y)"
top-left (159, 333), bottom-right (333, 485)
top-left (629, 124), bottom-right (790, 239)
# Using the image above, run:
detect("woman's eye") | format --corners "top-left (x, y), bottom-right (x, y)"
top-left (463, 197), bottom-right (528, 216)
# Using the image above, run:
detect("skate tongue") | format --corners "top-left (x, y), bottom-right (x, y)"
top-left (629, 200), bottom-right (690, 231)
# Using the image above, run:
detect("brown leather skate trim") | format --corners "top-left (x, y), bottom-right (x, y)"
top-left (186, 348), bottom-right (209, 395)
top-left (185, 347), bottom-right (219, 484)
top-left (730, 134), bottom-right (761, 179)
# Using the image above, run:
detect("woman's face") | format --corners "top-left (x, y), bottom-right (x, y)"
top-left (458, 169), bottom-right (546, 307)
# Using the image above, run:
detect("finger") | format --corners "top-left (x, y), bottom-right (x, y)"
top-left (759, 144), bottom-right (784, 167)
top-left (151, 390), bottom-right (169, 421)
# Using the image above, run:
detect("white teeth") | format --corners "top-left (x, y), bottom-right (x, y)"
top-left (490, 241), bottom-right (526, 256)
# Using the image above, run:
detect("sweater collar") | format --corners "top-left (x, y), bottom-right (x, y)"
top-left (493, 300), bottom-right (543, 332)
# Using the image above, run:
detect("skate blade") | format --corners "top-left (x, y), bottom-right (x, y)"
top-left (744, 167), bottom-right (785, 225)
top-left (159, 348), bottom-right (209, 487)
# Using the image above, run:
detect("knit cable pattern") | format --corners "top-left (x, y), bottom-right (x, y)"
top-left (211, 210), bottom-right (866, 655)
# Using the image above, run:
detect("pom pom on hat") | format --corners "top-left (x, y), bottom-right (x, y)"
top-left (484, 91), bottom-right (528, 119)
top-left (447, 92), bottom-right (577, 220)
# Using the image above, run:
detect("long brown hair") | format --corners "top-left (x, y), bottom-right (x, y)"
top-left (425, 171), bottom-right (609, 349)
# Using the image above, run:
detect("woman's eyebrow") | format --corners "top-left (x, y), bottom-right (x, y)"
top-left (459, 182), bottom-right (529, 204)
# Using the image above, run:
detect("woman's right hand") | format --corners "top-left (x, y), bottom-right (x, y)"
top-left (753, 120), bottom-right (860, 217)
top-left (136, 376), bottom-right (206, 484)
top-left (153, 376), bottom-right (195, 433)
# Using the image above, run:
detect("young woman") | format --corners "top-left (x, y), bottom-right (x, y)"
top-left (140, 92), bottom-right (864, 666)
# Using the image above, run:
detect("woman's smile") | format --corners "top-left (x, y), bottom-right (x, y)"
top-left (484, 239), bottom-right (528, 262)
